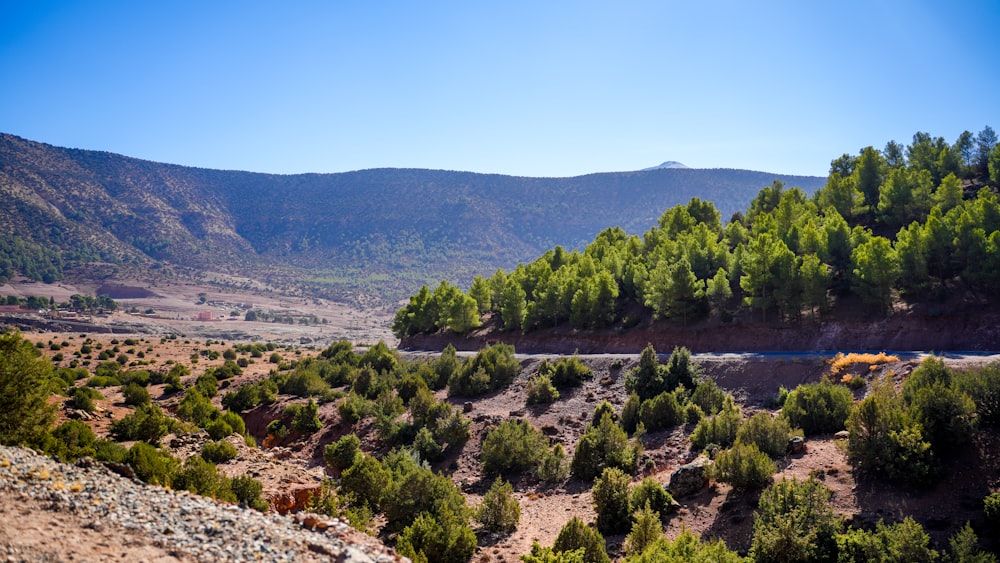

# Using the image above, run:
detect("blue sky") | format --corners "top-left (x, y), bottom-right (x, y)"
top-left (1, 1), bottom-right (998, 178)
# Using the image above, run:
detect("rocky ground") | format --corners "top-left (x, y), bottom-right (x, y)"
top-left (0, 445), bottom-right (405, 562)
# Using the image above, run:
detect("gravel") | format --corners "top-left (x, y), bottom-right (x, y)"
top-left (0, 445), bottom-right (407, 562)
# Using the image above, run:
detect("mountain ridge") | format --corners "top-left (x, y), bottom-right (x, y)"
top-left (0, 132), bottom-right (826, 304)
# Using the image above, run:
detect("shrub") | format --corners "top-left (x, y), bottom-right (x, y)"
top-left (690, 378), bottom-right (727, 416)
top-left (205, 418), bottom-right (233, 440)
top-left (432, 344), bottom-right (460, 390)
top-left (110, 403), bottom-right (169, 445)
top-left (382, 459), bottom-right (468, 533)
top-left (286, 398), bottom-right (322, 433)
top-left (846, 379), bottom-right (937, 485)
top-left (835, 517), bottom-right (937, 563)
top-left (750, 477), bottom-right (838, 563)
top-left (219, 410), bottom-right (245, 436)
top-left (781, 380), bottom-right (853, 435)
top-left (712, 442), bottom-right (776, 490)
top-left (340, 455), bottom-right (390, 509)
top-left (526, 374), bottom-right (560, 404)
top-left (93, 439), bottom-right (128, 463)
top-left (173, 456), bottom-right (235, 502)
top-left (630, 477), bottom-right (675, 518)
top-left (476, 478), bottom-right (520, 533)
top-left (194, 373), bottom-right (218, 398)
top-left (397, 506), bottom-right (477, 563)
top-left (690, 397), bottom-right (742, 449)
top-left (540, 356), bottom-right (593, 387)
top-left (432, 409), bottom-right (471, 449)
top-left (945, 523), bottom-right (993, 563)
top-left (69, 386), bottom-right (102, 413)
top-left (46, 419), bottom-right (96, 462)
top-left (571, 412), bottom-right (638, 481)
top-left (627, 529), bottom-right (742, 562)
top-left (324, 433), bottom-right (362, 472)
top-left (176, 388), bottom-right (218, 426)
top-left (956, 363), bottom-right (1000, 427)
top-left (413, 426), bottom-right (444, 462)
top-left (538, 443), bottom-right (570, 483)
top-left (638, 390), bottom-right (684, 432)
top-left (553, 517), bottom-right (610, 563)
top-left (338, 392), bottom-right (372, 424)
top-left (280, 366), bottom-right (329, 397)
top-left (907, 380), bottom-right (977, 455)
top-left (126, 442), bottom-right (178, 486)
top-left (447, 343), bottom-right (520, 397)
top-left (122, 382), bottom-right (151, 406)
top-left (626, 345), bottom-right (668, 401)
top-left (521, 543), bottom-right (586, 563)
top-left (117, 369), bottom-right (150, 387)
top-left (736, 411), bottom-right (794, 458)
top-left (592, 467), bottom-right (632, 535)
top-left (621, 392), bottom-right (641, 434)
top-left (985, 492), bottom-right (1000, 532)
top-left (482, 419), bottom-right (548, 475)
top-left (201, 440), bottom-right (238, 463)
top-left (624, 503), bottom-right (664, 557)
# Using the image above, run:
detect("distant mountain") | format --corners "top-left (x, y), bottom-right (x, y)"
top-left (642, 161), bottom-right (690, 171)
top-left (0, 133), bottom-right (826, 304)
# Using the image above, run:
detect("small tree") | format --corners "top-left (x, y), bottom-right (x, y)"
top-left (750, 477), bottom-right (838, 563)
top-left (482, 419), bottom-right (549, 475)
top-left (571, 412), bottom-right (638, 481)
top-left (736, 411), bottom-right (794, 458)
top-left (324, 433), bottom-right (362, 472)
top-left (782, 380), bottom-right (853, 435)
top-left (553, 517), bottom-right (610, 563)
top-left (592, 467), bottom-right (632, 535)
top-left (712, 442), bottom-right (776, 491)
top-left (476, 478), bottom-right (520, 533)
top-left (625, 503), bottom-right (663, 556)
top-left (0, 331), bottom-right (56, 446)
top-left (630, 477), bottom-right (676, 518)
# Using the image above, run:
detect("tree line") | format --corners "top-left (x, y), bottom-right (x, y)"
top-left (394, 127), bottom-right (1000, 336)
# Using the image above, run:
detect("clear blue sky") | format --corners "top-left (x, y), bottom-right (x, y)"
top-left (1, 1), bottom-right (998, 178)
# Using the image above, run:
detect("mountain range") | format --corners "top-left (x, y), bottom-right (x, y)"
top-left (0, 133), bottom-right (826, 304)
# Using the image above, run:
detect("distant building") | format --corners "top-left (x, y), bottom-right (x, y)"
top-left (195, 311), bottom-right (213, 321)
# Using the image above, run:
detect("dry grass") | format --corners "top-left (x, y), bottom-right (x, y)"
top-left (829, 352), bottom-right (900, 375)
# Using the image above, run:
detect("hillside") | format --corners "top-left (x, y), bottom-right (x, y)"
top-left (0, 133), bottom-right (825, 304)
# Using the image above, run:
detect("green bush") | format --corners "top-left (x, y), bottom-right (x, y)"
top-left (624, 503), bottom-right (663, 557)
top-left (338, 392), bottom-right (372, 424)
top-left (626, 529), bottom-right (742, 562)
top-left (340, 455), bottom-right (390, 509)
top-left (592, 467), bottom-right (632, 535)
top-left (571, 412), bottom-right (638, 481)
top-left (0, 333), bottom-right (57, 446)
top-left (413, 426), bottom-right (444, 462)
top-left (205, 418), bottom-right (233, 440)
top-left (735, 411), bottom-right (793, 458)
top-left (538, 443), bottom-right (569, 483)
top-left (621, 392), bottom-right (641, 434)
top-left (956, 363), bottom-right (1000, 427)
top-left (690, 397), bottom-right (742, 449)
top-left (835, 517), bottom-right (937, 563)
top-left (626, 345), bottom-right (669, 401)
top-left (194, 373), bottom-right (218, 398)
top-left (69, 386), bottom-right (102, 413)
top-left (117, 369), bottom-right (150, 387)
top-left (222, 379), bottom-right (278, 412)
top-left (539, 356), bottom-right (593, 387)
top-left (45, 419), bottom-right (96, 462)
top-left (986, 492), bottom-right (1000, 524)
top-left (712, 442), bottom-right (776, 490)
top-left (219, 410), bottom-right (245, 436)
top-left (285, 398), bottom-right (322, 433)
top-left (381, 458), bottom-right (468, 533)
top-left (476, 478), bottom-right (520, 533)
top-left (781, 380), bottom-right (853, 435)
top-left (122, 382), bottom-right (151, 406)
top-left (481, 419), bottom-right (549, 475)
top-left (846, 380), bottom-right (937, 485)
top-left (750, 477), bottom-right (838, 563)
top-left (201, 440), bottom-right (238, 463)
top-left (526, 374), bottom-right (560, 404)
top-left (522, 543), bottom-right (586, 563)
top-left (397, 506), bottom-right (477, 563)
top-left (93, 439), bottom-right (128, 463)
top-left (630, 477), bottom-right (675, 518)
top-left (126, 442), bottom-right (178, 486)
top-left (447, 343), bottom-right (520, 397)
top-left (324, 433), bottom-right (362, 471)
top-left (110, 403), bottom-right (169, 445)
top-left (553, 516), bottom-right (610, 563)
top-left (690, 378), bottom-right (727, 416)
top-left (173, 456), bottom-right (235, 502)
top-left (177, 388), bottom-right (218, 426)
top-left (638, 390), bottom-right (684, 432)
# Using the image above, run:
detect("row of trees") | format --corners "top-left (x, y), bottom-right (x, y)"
top-left (394, 127), bottom-right (1000, 336)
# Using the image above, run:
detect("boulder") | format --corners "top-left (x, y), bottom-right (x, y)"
top-left (667, 456), bottom-right (713, 498)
